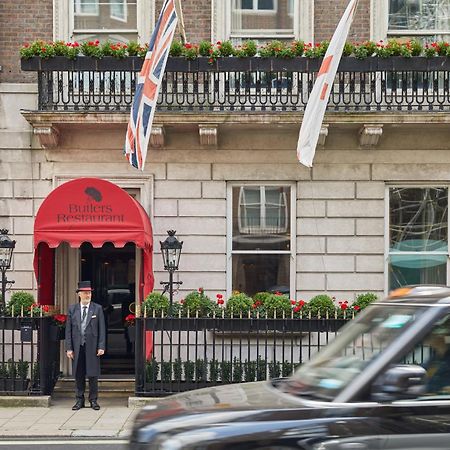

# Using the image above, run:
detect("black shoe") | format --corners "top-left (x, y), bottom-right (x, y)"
top-left (90, 401), bottom-right (100, 410)
top-left (72, 400), bottom-right (85, 410)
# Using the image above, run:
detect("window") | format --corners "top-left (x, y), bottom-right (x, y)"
top-left (388, 0), bottom-right (450, 42)
top-left (213, 0), bottom-right (312, 44)
top-left (71, 0), bottom-right (138, 43)
top-left (110, 0), bottom-right (127, 22)
top-left (229, 184), bottom-right (294, 297)
top-left (74, 0), bottom-right (99, 15)
top-left (388, 187), bottom-right (448, 291)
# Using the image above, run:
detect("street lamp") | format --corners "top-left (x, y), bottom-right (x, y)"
top-left (160, 230), bottom-right (183, 310)
top-left (0, 229), bottom-right (16, 312)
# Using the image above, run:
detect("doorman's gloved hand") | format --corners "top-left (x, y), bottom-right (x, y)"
top-left (66, 351), bottom-right (74, 359)
top-left (97, 349), bottom-right (105, 356)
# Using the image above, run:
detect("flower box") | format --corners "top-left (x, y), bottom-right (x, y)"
top-left (0, 378), bottom-right (29, 392)
top-left (21, 55), bottom-right (450, 74)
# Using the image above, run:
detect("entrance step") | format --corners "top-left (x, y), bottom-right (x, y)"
top-left (54, 377), bottom-right (135, 398)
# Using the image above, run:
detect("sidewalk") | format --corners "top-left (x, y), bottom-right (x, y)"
top-left (0, 395), bottom-right (141, 438)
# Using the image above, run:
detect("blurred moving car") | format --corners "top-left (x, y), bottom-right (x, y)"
top-left (129, 286), bottom-right (450, 449)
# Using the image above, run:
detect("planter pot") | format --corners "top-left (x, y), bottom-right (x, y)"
top-left (126, 325), bottom-right (136, 343)
top-left (49, 325), bottom-right (65, 341)
top-left (0, 378), bottom-right (29, 392)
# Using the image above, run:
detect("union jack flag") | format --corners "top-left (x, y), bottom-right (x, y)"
top-left (124, 0), bottom-right (178, 170)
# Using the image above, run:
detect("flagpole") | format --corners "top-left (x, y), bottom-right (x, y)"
top-left (174, 0), bottom-right (187, 44)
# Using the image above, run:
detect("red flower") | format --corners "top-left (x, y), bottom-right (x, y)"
top-left (353, 305), bottom-right (361, 311)
top-left (180, 299), bottom-right (185, 304)
top-left (291, 300), bottom-right (296, 305)
top-left (54, 314), bottom-right (67, 324)
top-left (217, 299), bottom-right (224, 305)
top-left (297, 300), bottom-right (305, 307)
top-left (293, 306), bottom-right (302, 313)
top-left (274, 291), bottom-right (282, 296)
top-left (340, 303), bottom-right (348, 310)
top-left (198, 287), bottom-right (204, 294)
top-left (208, 58), bottom-right (214, 63)
top-left (184, 42), bottom-right (192, 49)
top-left (216, 294), bottom-right (223, 299)
top-left (42, 305), bottom-right (50, 312)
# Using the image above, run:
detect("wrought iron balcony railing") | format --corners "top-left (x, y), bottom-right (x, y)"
top-left (21, 56), bottom-right (450, 113)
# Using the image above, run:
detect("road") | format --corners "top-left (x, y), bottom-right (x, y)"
top-left (0, 439), bottom-right (128, 449)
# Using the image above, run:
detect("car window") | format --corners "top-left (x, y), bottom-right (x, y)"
top-left (288, 305), bottom-right (426, 400)
top-left (393, 314), bottom-right (450, 398)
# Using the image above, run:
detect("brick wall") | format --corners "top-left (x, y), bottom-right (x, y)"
top-left (0, 0), bottom-right (53, 83)
top-left (314, 0), bottom-right (370, 43)
top-left (155, 0), bottom-right (211, 43)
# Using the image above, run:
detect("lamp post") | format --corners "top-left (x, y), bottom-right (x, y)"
top-left (0, 229), bottom-right (16, 313)
top-left (160, 230), bottom-right (183, 311)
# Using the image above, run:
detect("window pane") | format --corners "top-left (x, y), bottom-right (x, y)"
top-left (74, 0), bottom-right (137, 36)
top-left (389, 254), bottom-right (447, 290)
top-left (231, 0), bottom-right (293, 38)
top-left (233, 186), bottom-right (290, 251)
top-left (232, 254), bottom-right (290, 296)
top-left (389, 187), bottom-right (448, 252)
top-left (389, 0), bottom-right (450, 32)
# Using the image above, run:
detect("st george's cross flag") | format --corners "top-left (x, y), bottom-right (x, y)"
top-left (296, 0), bottom-right (358, 168)
top-left (124, 0), bottom-right (178, 170)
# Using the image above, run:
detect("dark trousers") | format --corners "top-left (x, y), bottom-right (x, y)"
top-left (75, 344), bottom-right (98, 402)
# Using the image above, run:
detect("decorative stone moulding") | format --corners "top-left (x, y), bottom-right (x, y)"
top-left (150, 124), bottom-right (165, 148)
top-left (318, 124), bottom-right (329, 147)
top-left (33, 125), bottom-right (59, 148)
top-left (198, 124), bottom-right (218, 147)
top-left (359, 124), bottom-right (383, 147)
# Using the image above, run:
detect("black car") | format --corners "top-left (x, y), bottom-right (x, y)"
top-left (129, 286), bottom-right (450, 449)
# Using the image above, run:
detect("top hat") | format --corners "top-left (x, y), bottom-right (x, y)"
top-left (76, 281), bottom-right (93, 292)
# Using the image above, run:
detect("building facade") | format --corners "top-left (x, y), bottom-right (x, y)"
top-left (1, 0), bottom-right (450, 327)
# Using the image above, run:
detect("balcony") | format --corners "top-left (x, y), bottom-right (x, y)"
top-left (20, 56), bottom-right (450, 148)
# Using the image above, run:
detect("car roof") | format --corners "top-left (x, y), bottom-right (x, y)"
top-left (377, 285), bottom-right (450, 305)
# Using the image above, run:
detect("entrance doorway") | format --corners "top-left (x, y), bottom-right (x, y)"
top-left (80, 242), bottom-right (136, 375)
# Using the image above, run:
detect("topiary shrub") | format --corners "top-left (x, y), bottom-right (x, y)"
top-left (306, 294), bottom-right (335, 318)
top-left (353, 292), bottom-right (378, 311)
top-left (262, 293), bottom-right (292, 317)
top-left (225, 293), bottom-right (253, 317)
top-left (7, 291), bottom-right (35, 316)
top-left (182, 288), bottom-right (214, 316)
top-left (142, 292), bottom-right (170, 317)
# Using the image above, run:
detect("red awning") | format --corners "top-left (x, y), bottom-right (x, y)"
top-left (34, 178), bottom-right (154, 302)
top-left (34, 177), bottom-right (152, 249)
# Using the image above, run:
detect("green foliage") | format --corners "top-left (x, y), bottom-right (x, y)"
top-left (161, 361), bottom-right (172, 382)
top-left (31, 362), bottom-right (40, 384)
top-left (306, 294), bottom-right (335, 318)
top-left (256, 357), bottom-right (267, 381)
top-left (183, 360), bottom-right (195, 382)
top-left (0, 363), bottom-right (8, 378)
top-left (195, 359), bottom-right (207, 382)
top-left (80, 40), bottom-right (102, 58)
top-left (225, 293), bottom-right (253, 317)
top-left (232, 357), bottom-right (243, 382)
top-left (126, 41), bottom-right (142, 56)
top-left (353, 292), bottom-right (378, 310)
top-left (234, 40), bottom-right (257, 57)
top-left (268, 360), bottom-right (281, 379)
top-left (217, 40), bottom-right (234, 57)
top-left (263, 293), bottom-right (292, 316)
top-left (243, 360), bottom-right (256, 382)
top-left (199, 40), bottom-right (213, 57)
top-left (170, 39), bottom-right (184, 57)
top-left (220, 361), bottom-right (232, 383)
top-left (209, 359), bottom-right (220, 383)
top-left (182, 289), bottom-right (213, 316)
top-left (145, 358), bottom-right (159, 383)
top-left (7, 291), bottom-right (35, 316)
top-left (282, 360), bottom-right (294, 377)
top-left (173, 358), bottom-right (183, 382)
top-left (143, 292), bottom-right (170, 317)
top-left (343, 42), bottom-right (355, 56)
top-left (291, 40), bottom-right (305, 56)
top-left (253, 292), bottom-right (272, 304)
top-left (16, 360), bottom-right (29, 379)
top-left (7, 359), bottom-right (16, 379)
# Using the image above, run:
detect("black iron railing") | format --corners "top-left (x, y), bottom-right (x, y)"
top-left (0, 316), bottom-right (61, 395)
top-left (134, 316), bottom-right (349, 397)
top-left (20, 56), bottom-right (450, 113)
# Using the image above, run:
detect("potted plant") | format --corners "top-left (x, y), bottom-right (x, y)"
top-left (142, 292), bottom-right (170, 317)
top-left (145, 357), bottom-right (159, 385)
top-left (182, 288), bottom-right (214, 317)
top-left (124, 313), bottom-right (136, 343)
top-left (50, 313), bottom-right (67, 340)
top-left (6, 291), bottom-right (35, 317)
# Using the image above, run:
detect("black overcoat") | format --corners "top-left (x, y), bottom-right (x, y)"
top-left (65, 301), bottom-right (106, 377)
